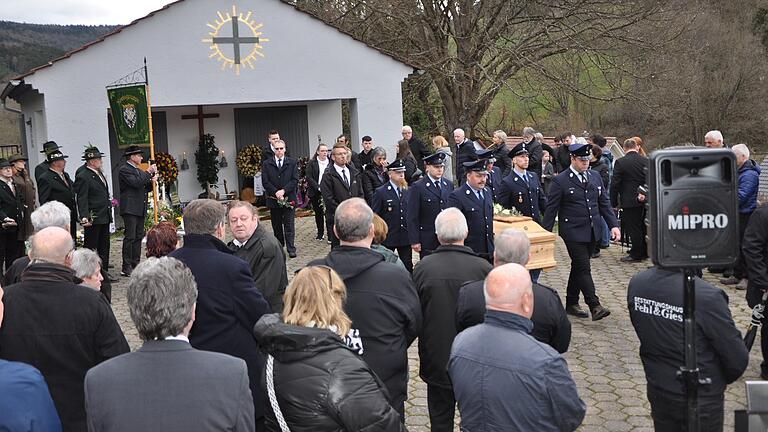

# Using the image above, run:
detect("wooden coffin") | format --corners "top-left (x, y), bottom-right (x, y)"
top-left (493, 215), bottom-right (557, 270)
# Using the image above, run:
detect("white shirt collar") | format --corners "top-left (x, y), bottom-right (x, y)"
top-left (232, 237), bottom-right (248, 247)
top-left (164, 334), bottom-right (190, 343)
top-left (334, 164), bottom-right (347, 175)
top-left (513, 168), bottom-right (527, 178)
top-left (428, 175), bottom-right (441, 184)
top-left (570, 166), bottom-right (585, 177)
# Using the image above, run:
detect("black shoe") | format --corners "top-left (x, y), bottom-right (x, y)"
top-left (288, 252), bottom-right (297, 258)
top-left (707, 266), bottom-right (726, 274)
top-left (315, 235), bottom-right (324, 240)
top-left (120, 270), bottom-right (132, 277)
top-left (566, 304), bottom-right (589, 318)
top-left (620, 256), bottom-right (644, 263)
top-left (108, 264), bottom-right (114, 269)
top-left (599, 244), bottom-right (610, 249)
top-left (107, 273), bottom-right (119, 282)
top-left (590, 251), bottom-right (601, 258)
top-left (591, 305), bottom-right (611, 321)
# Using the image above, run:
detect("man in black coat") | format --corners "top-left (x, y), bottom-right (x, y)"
top-left (456, 228), bottom-right (571, 353)
top-left (308, 198), bottom-right (421, 419)
top-left (34, 141), bottom-right (61, 185)
top-left (447, 160), bottom-right (494, 260)
top-left (169, 199), bottom-right (271, 429)
top-left (610, 138), bottom-right (649, 262)
top-left (628, 266), bottom-right (748, 431)
top-left (498, 142), bottom-right (546, 223)
top-left (0, 227), bottom-right (129, 432)
top-left (406, 152), bottom-right (453, 259)
top-left (262, 139), bottom-right (299, 258)
top-left (359, 135), bottom-right (375, 169)
top-left (305, 143), bottom-right (330, 240)
top-left (743, 206), bottom-right (768, 379)
top-left (336, 134), bottom-right (363, 172)
top-left (0, 158), bottom-right (24, 272)
top-left (453, 128), bottom-right (476, 184)
top-left (402, 126), bottom-right (429, 171)
top-left (117, 145), bottom-right (156, 277)
top-left (227, 201), bottom-right (288, 313)
top-left (74, 146), bottom-right (113, 283)
top-left (321, 143), bottom-right (364, 247)
top-left (413, 207), bottom-right (493, 432)
top-left (554, 133), bottom-right (573, 173)
top-left (371, 159), bottom-right (412, 272)
top-left (522, 126), bottom-right (544, 178)
top-left (37, 149), bottom-right (77, 236)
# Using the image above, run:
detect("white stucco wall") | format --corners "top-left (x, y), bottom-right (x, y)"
top-left (15, 0), bottom-right (412, 193)
top-left (307, 100), bottom-right (342, 151)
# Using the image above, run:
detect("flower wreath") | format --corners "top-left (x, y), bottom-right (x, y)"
top-left (155, 152), bottom-right (178, 184)
top-left (236, 145), bottom-right (263, 177)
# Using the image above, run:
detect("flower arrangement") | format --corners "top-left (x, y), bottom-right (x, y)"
top-left (270, 196), bottom-right (296, 209)
top-left (493, 203), bottom-right (522, 217)
top-left (296, 156), bottom-right (310, 208)
top-left (145, 200), bottom-right (183, 231)
top-left (155, 152), bottom-right (178, 184)
top-left (236, 145), bottom-right (263, 177)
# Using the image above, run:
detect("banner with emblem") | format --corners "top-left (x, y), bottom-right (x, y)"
top-left (107, 84), bottom-right (150, 148)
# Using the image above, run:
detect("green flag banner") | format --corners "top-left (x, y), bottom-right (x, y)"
top-left (107, 84), bottom-right (150, 148)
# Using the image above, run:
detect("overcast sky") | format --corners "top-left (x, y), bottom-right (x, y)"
top-left (0, 0), bottom-right (171, 25)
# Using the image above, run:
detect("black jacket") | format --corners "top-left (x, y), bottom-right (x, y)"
top-left (38, 168), bottom-right (77, 233)
top-left (628, 267), bottom-right (748, 396)
top-left (408, 136), bottom-right (429, 172)
top-left (0, 178), bottom-right (23, 228)
top-left (526, 138), bottom-right (544, 178)
top-left (228, 224), bottom-right (288, 313)
top-left (74, 167), bottom-right (112, 225)
top-left (320, 165), bottom-right (364, 217)
top-left (308, 247), bottom-right (421, 413)
top-left (456, 280), bottom-right (571, 353)
top-left (362, 164), bottom-right (387, 205)
top-left (0, 263), bottom-right (129, 431)
top-left (34, 161), bottom-right (50, 185)
top-left (262, 156), bottom-right (299, 208)
top-left (400, 154), bottom-right (420, 185)
top-left (254, 314), bottom-right (404, 432)
top-left (118, 162), bottom-right (152, 217)
top-left (589, 157), bottom-right (610, 188)
top-left (744, 206), bottom-right (768, 299)
top-left (610, 151), bottom-right (648, 209)
top-left (492, 144), bottom-right (512, 177)
top-left (455, 139), bottom-right (476, 182)
top-left (554, 145), bottom-right (571, 173)
top-left (304, 158), bottom-right (328, 198)
top-left (412, 244), bottom-right (493, 387)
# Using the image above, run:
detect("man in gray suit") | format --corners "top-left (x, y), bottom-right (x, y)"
top-left (84, 257), bottom-right (255, 432)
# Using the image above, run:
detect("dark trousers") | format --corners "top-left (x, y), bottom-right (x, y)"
top-left (732, 212), bottom-right (752, 279)
top-left (427, 383), bottom-right (456, 432)
top-left (386, 245), bottom-right (413, 273)
top-left (327, 214), bottom-right (339, 248)
top-left (84, 223), bottom-right (110, 269)
top-left (564, 239), bottom-right (600, 308)
top-left (122, 214), bottom-right (144, 273)
top-left (269, 207), bottom-right (296, 254)
top-left (623, 206), bottom-right (647, 259)
top-left (647, 385), bottom-right (724, 432)
top-left (746, 287), bottom-right (768, 377)
top-left (0, 228), bottom-right (22, 274)
top-left (310, 193), bottom-right (324, 238)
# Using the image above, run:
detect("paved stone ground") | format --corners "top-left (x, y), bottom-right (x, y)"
top-left (106, 216), bottom-right (761, 431)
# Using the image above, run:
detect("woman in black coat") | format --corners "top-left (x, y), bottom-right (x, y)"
top-left (254, 266), bottom-right (404, 432)
top-left (362, 147), bottom-right (389, 205)
top-left (589, 145), bottom-right (610, 188)
top-left (396, 139), bottom-right (421, 184)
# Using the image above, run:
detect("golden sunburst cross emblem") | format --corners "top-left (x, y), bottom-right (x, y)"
top-left (202, 6), bottom-right (269, 75)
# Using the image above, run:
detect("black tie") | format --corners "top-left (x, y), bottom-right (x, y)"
top-left (435, 181), bottom-right (440, 191)
top-left (278, 159), bottom-right (282, 169)
top-left (580, 172), bottom-right (587, 184)
top-left (342, 169), bottom-right (349, 187)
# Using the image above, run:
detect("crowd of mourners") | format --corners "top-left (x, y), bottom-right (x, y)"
top-left (0, 126), bottom-right (765, 432)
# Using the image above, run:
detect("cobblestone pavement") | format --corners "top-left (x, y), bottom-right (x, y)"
top-left (106, 216), bottom-right (760, 431)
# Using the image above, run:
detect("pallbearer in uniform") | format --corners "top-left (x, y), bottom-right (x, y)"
top-left (406, 152), bottom-right (453, 259)
top-left (542, 143), bottom-right (618, 321)
top-left (372, 159), bottom-right (413, 272)
top-left (475, 149), bottom-right (501, 203)
top-left (498, 142), bottom-right (546, 224)
top-left (447, 160), bottom-right (494, 260)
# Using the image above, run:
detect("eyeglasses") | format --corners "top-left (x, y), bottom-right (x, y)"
top-left (274, 147), bottom-right (285, 151)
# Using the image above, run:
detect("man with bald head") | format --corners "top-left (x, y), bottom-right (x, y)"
top-left (0, 226), bottom-right (129, 432)
top-left (449, 263), bottom-right (586, 432)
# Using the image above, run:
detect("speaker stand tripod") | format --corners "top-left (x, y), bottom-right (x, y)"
top-left (679, 268), bottom-right (712, 432)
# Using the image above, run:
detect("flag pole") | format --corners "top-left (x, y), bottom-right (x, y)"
top-left (144, 57), bottom-right (159, 225)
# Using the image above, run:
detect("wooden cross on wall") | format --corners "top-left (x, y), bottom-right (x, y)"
top-left (182, 105), bottom-right (220, 142)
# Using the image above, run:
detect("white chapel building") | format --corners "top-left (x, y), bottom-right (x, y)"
top-left (1, 0), bottom-right (414, 202)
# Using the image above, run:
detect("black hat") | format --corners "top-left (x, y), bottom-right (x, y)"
top-left (475, 148), bottom-right (496, 164)
top-left (387, 159), bottom-right (407, 172)
top-left (123, 145), bottom-right (144, 157)
top-left (423, 152), bottom-right (446, 166)
top-left (46, 150), bottom-right (68, 163)
top-left (462, 159), bottom-right (489, 174)
top-left (569, 143), bottom-right (592, 160)
top-left (0, 158), bottom-right (11, 169)
top-left (40, 141), bottom-right (62, 154)
top-left (8, 154), bottom-right (28, 163)
top-left (508, 142), bottom-right (529, 157)
top-left (82, 146), bottom-right (106, 161)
